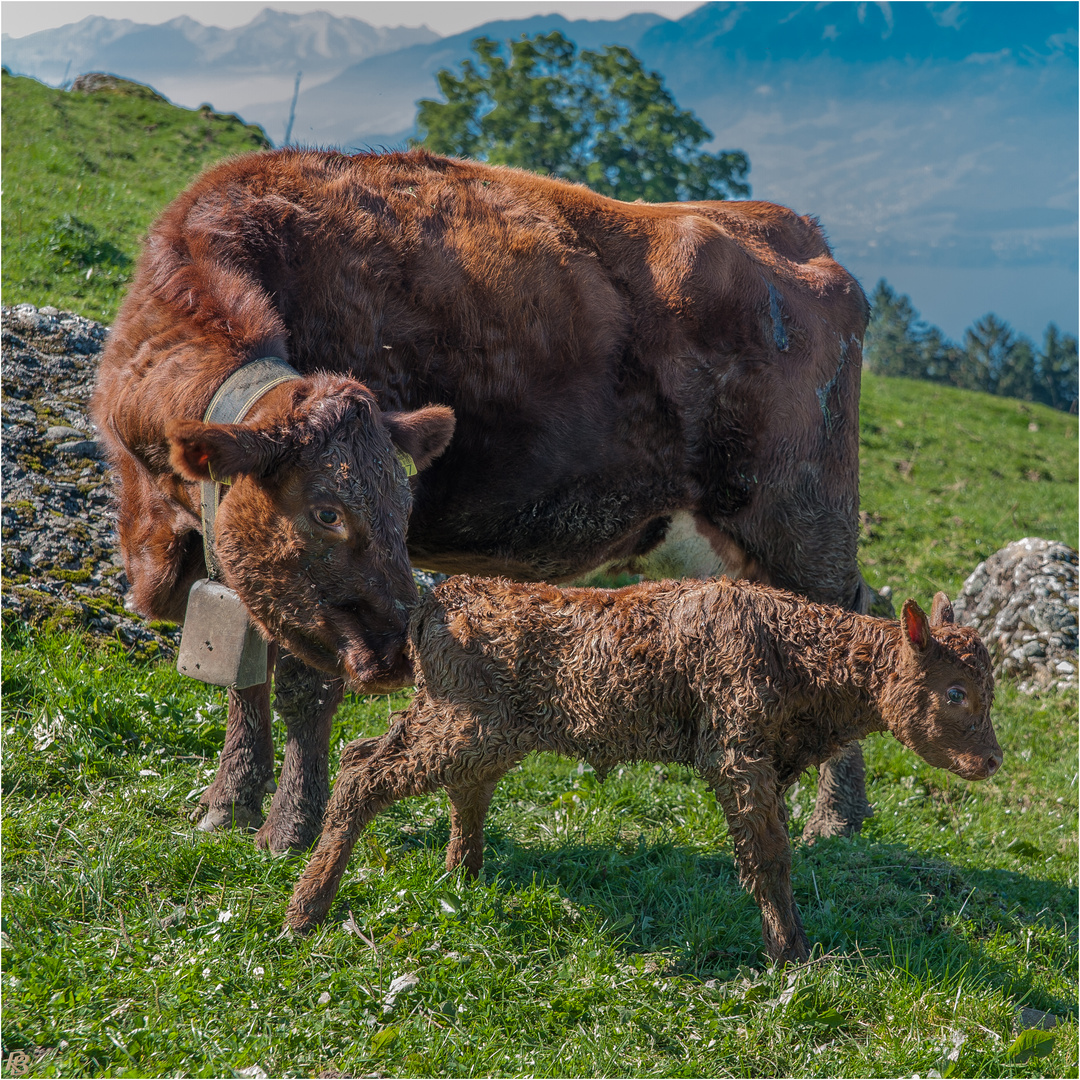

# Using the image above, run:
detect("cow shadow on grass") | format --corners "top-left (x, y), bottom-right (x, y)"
top-left (380, 812), bottom-right (1077, 1018)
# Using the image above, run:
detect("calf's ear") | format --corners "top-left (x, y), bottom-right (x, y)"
top-left (901, 598), bottom-right (932, 652)
top-left (166, 419), bottom-right (282, 483)
top-left (930, 591), bottom-right (955, 627)
top-left (383, 405), bottom-right (456, 471)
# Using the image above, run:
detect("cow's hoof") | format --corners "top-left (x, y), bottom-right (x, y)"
top-left (801, 806), bottom-right (870, 842)
top-left (196, 803), bottom-right (264, 833)
top-left (254, 816), bottom-right (318, 855)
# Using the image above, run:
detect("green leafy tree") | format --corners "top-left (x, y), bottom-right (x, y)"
top-left (414, 32), bottom-right (750, 202)
top-left (864, 280), bottom-right (931, 378)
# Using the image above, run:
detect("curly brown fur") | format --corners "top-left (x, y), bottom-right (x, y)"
top-left (287, 576), bottom-right (1000, 963)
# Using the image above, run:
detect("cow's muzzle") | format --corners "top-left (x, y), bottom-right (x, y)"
top-left (341, 632), bottom-right (413, 693)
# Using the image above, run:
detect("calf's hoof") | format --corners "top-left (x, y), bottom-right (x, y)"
top-left (283, 901), bottom-right (326, 935)
top-left (196, 802), bottom-right (264, 834)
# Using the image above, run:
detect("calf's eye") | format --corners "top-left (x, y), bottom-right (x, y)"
top-left (946, 686), bottom-right (966, 705)
top-left (314, 508), bottom-right (341, 527)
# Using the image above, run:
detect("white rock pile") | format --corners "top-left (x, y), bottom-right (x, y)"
top-left (952, 537), bottom-right (1078, 695)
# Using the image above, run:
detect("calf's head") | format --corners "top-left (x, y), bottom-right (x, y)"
top-left (167, 375), bottom-right (454, 691)
top-left (882, 592), bottom-right (1002, 781)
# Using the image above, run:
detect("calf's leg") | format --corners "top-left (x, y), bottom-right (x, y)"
top-left (445, 779), bottom-right (499, 877)
top-left (256, 652), bottom-right (344, 853)
top-left (286, 735), bottom-right (434, 931)
top-left (706, 761), bottom-right (809, 964)
top-left (197, 643), bottom-right (278, 833)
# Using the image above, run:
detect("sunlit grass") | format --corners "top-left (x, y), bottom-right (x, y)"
top-left (1, 70), bottom-right (268, 323)
top-left (2, 626), bottom-right (1076, 1078)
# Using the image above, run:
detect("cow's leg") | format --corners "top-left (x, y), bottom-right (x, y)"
top-left (690, 506), bottom-right (873, 837)
top-left (286, 725), bottom-right (435, 931)
top-left (255, 652), bottom-right (344, 854)
top-left (445, 779), bottom-right (499, 878)
top-left (197, 642), bottom-right (278, 833)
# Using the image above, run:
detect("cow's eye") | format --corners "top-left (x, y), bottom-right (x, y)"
top-left (946, 686), bottom-right (967, 705)
top-left (313, 508), bottom-right (341, 527)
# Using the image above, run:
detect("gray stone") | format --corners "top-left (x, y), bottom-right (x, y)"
top-left (45, 425), bottom-right (85, 442)
top-left (953, 537), bottom-right (1078, 695)
top-left (54, 439), bottom-right (101, 458)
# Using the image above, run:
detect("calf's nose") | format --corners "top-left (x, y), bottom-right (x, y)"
top-left (986, 750), bottom-right (1003, 776)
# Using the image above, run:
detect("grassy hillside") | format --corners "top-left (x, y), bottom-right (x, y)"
top-left (858, 373), bottom-right (1077, 602)
top-left (1, 70), bottom-right (269, 323)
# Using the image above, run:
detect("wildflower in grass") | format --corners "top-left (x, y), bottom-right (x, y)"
top-left (217, 909), bottom-right (233, 923)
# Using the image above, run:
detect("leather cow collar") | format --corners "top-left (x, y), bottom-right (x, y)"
top-left (199, 355), bottom-right (301, 580)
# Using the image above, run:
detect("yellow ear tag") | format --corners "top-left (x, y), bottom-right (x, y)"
top-left (397, 451), bottom-right (417, 478)
top-left (207, 463), bottom-right (233, 486)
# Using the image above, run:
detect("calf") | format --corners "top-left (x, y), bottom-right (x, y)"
top-left (286, 576), bottom-right (1001, 963)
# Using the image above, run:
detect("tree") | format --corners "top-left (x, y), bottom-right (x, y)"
top-left (863, 280), bottom-right (929, 378)
top-left (863, 279), bottom-right (960, 381)
top-left (1036, 324), bottom-right (1079, 412)
top-left (958, 314), bottom-right (1026, 396)
top-left (414, 32), bottom-right (750, 203)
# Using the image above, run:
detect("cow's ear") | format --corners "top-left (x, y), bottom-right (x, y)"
top-left (383, 405), bottom-right (455, 471)
top-left (930, 591), bottom-right (955, 627)
top-left (166, 419), bottom-right (281, 482)
top-left (901, 598), bottom-right (932, 652)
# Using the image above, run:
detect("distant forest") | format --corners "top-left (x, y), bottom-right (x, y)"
top-left (864, 280), bottom-right (1078, 413)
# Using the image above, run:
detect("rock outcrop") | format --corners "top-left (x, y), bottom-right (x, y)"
top-left (1, 304), bottom-right (179, 655)
top-left (952, 537), bottom-right (1078, 695)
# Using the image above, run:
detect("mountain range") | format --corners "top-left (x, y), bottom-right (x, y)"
top-left (3, 2), bottom-right (1077, 339)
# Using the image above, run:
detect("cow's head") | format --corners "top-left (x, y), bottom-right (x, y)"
top-left (166, 375), bottom-right (454, 691)
top-left (881, 592), bottom-right (1002, 781)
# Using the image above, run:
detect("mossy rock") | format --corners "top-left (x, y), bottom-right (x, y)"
top-left (68, 73), bottom-right (170, 102)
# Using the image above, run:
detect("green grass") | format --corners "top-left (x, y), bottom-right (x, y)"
top-left (1, 70), bottom-right (269, 323)
top-left (1, 624), bottom-right (1076, 1078)
top-left (858, 374), bottom-right (1077, 600)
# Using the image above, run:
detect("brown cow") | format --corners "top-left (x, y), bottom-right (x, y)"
top-left (286, 578), bottom-right (1001, 962)
top-left (92, 147), bottom-right (873, 852)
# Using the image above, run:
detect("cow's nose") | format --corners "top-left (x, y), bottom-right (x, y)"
top-left (986, 751), bottom-right (1002, 776)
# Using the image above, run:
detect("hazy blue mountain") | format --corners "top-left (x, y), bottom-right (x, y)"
top-left (3, 2), bottom-right (1076, 338)
top-left (1, 7), bottom-right (438, 119)
top-left (2, 8), bottom-right (438, 80)
top-left (638, 1), bottom-right (1077, 68)
top-left (271, 11), bottom-right (668, 150)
